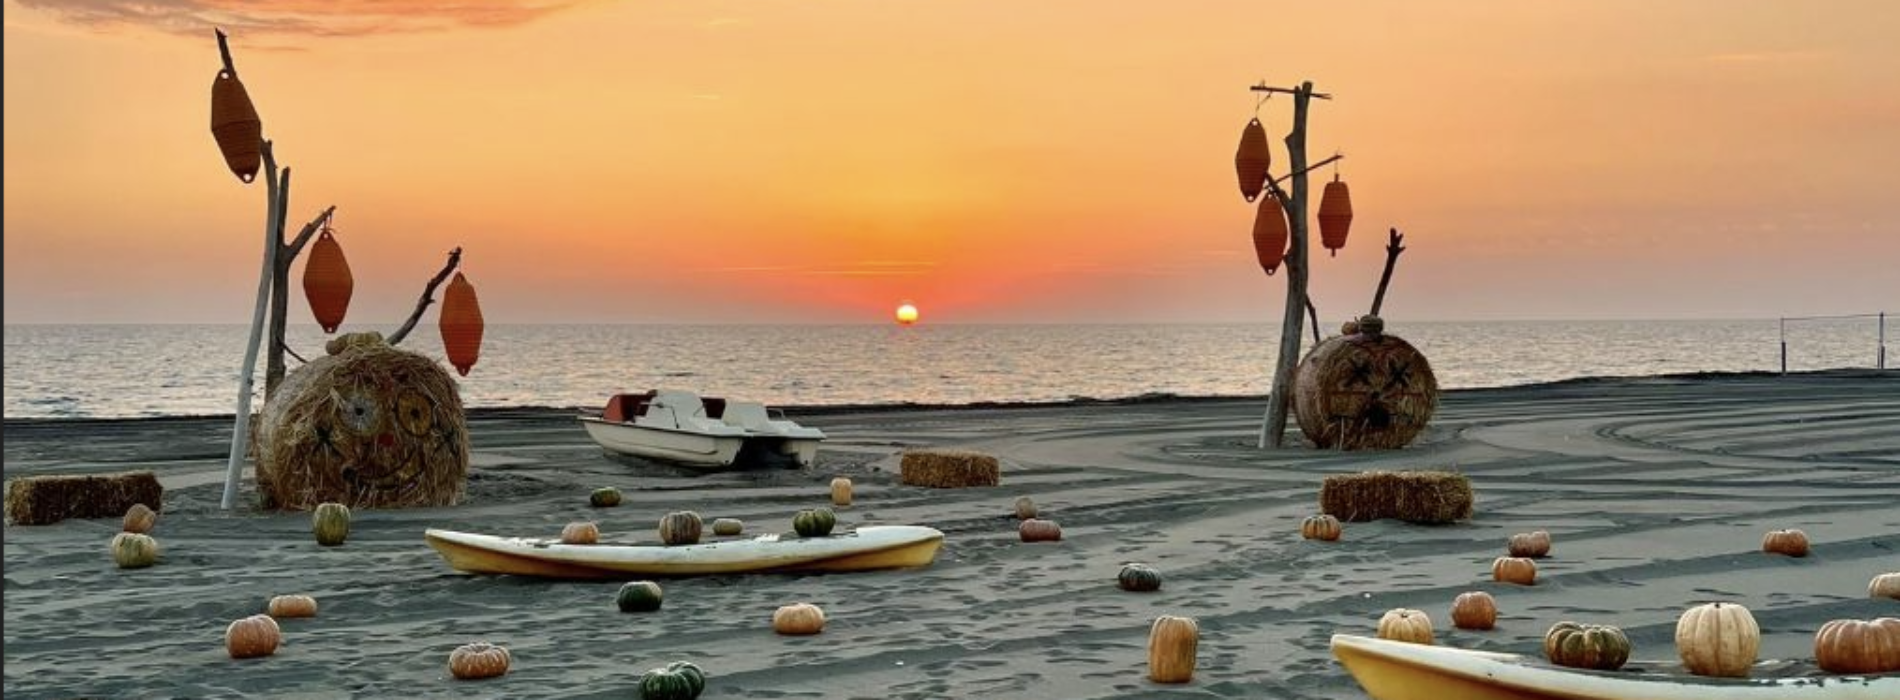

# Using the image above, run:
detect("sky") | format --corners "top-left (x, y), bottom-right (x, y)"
top-left (5, 1), bottom-right (1898, 325)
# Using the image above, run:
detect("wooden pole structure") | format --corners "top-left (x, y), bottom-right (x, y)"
top-left (1258, 80), bottom-right (1321, 448)
top-left (223, 140), bottom-right (279, 510)
top-left (264, 204), bottom-right (337, 398)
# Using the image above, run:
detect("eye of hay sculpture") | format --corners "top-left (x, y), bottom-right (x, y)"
top-left (255, 333), bottom-right (468, 510)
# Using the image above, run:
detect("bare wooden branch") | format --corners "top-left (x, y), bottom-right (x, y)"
top-left (387, 247), bottom-right (465, 346)
top-left (1369, 228), bottom-right (1407, 317)
top-left (1272, 154), bottom-right (1344, 187)
top-left (285, 206), bottom-right (336, 260)
top-left (1249, 83), bottom-right (1332, 100)
top-left (1306, 298), bottom-right (1322, 344)
top-left (281, 341), bottom-right (308, 365)
top-left (221, 138), bottom-right (276, 511)
top-left (215, 28), bottom-right (237, 77)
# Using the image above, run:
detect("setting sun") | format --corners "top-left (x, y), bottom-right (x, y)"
top-left (895, 303), bottom-right (919, 325)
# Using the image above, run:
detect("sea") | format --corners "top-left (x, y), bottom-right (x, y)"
top-left (3, 319), bottom-right (1887, 420)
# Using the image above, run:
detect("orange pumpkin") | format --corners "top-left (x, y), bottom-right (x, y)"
top-left (1019, 518), bottom-right (1062, 543)
top-left (1148, 615), bottom-right (1199, 683)
top-left (439, 272), bottom-right (484, 376)
top-left (1301, 514), bottom-right (1342, 542)
top-left (1813, 618), bottom-right (1900, 675)
top-left (1761, 528), bottom-right (1809, 557)
top-left (1377, 608), bottom-right (1435, 645)
top-left (1451, 591), bottom-right (1497, 631)
top-left (1493, 557), bottom-right (1537, 586)
top-left (209, 69), bottom-right (262, 183)
top-left (1251, 194), bottom-right (1290, 276)
top-left (772, 602), bottom-right (827, 636)
top-left (1233, 117), bottom-right (1271, 202)
top-left (302, 227), bottom-right (353, 333)
top-left (225, 614), bottom-right (281, 659)
top-left (267, 594), bottom-right (318, 619)
top-left (1317, 175), bottom-right (1353, 256)
top-left (561, 521), bottom-right (599, 545)
top-left (122, 503), bottom-right (158, 534)
top-left (448, 642), bottom-right (512, 680)
top-left (1507, 530), bottom-right (1551, 558)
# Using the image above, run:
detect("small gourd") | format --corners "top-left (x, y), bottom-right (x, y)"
top-left (658, 511), bottom-right (703, 546)
top-left (122, 503), bottom-right (158, 534)
top-left (1450, 591), bottom-right (1496, 631)
top-left (1492, 557), bottom-right (1537, 586)
top-left (590, 487), bottom-right (622, 508)
top-left (1301, 514), bottom-right (1342, 542)
top-left (1544, 621), bottom-right (1631, 671)
top-left (267, 594), bottom-right (318, 619)
top-left (638, 660), bottom-right (707, 700)
top-left (561, 521), bottom-right (599, 545)
top-left (830, 477), bottom-right (852, 506)
top-left (1147, 615), bottom-right (1199, 683)
top-left (1507, 530), bottom-right (1551, 558)
top-left (111, 532), bottom-right (160, 569)
top-left (1118, 563), bottom-right (1163, 593)
top-left (1813, 618), bottom-right (1900, 675)
top-left (1019, 518), bottom-right (1062, 543)
top-left (448, 641), bottom-right (511, 680)
top-left (772, 602), bottom-right (826, 636)
top-left (793, 508), bottom-right (836, 538)
top-left (1341, 320), bottom-right (1361, 336)
top-left (1872, 572), bottom-right (1900, 600)
top-left (1357, 315), bottom-right (1385, 336)
top-left (225, 614), bottom-right (281, 659)
top-left (1676, 602), bottom-right (1759, 677)
top-left (1761, 528), bottom-right (1809, 557)
top-left (1014, 496), bottom-right (1038, 520)
top-left (712, 518), bottom-right (744, 536)
top-left (1377, 609), bottom-right (1434, 645)
top-left (617, 581), bottom-right (664, 613)
top-left (312, 502), bottom-right (351, 547)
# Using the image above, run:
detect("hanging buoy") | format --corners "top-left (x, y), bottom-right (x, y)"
top-left (1252, 194), bottom-right (1289, 276)
top-left (440, 272), bottom-right (484, 377)
top-left (302, 228), bottom-right (353, 333)
top-left (1318, 175), bottom-right (1354, 257)
top-left (1234, 118), bottom-right (1271, 202)
top-left (209, 69), bottom-right (263, 183)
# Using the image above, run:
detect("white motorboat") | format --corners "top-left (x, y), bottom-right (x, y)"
top-left (578, 390), bottom-right (826, 469)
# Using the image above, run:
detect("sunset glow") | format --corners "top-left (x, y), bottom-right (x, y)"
top-left (895, 303), bottom-right (919, 326)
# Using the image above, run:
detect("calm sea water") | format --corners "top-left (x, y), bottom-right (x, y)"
top-left (3, 320), bottom-right (1887, 419)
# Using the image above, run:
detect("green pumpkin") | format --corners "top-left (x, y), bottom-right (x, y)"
top-left (111, 532), bottom-right (160, 569)
top-left (1117, 563), bottom-right (1162, 592)
top-left (312, 502), bottom-right (351, 547)
top-left (711, 518), bottom-right (744, 537)
top-left (1543, 621), bottom-right (1630, 671)
top-left (590, 487), bottom-right (622, 508)
top-left (638, 660), bottom-right (706, 700)
top-left (617, 581), bottom-right (663, 613)
top-left (793, 508), bottom-right (836, 538)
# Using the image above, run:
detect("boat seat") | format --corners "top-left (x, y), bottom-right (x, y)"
top-left (701, 398), bottom-right (727, 419)
top-left (602, 392), bottom-right (656, 423)
top-left (721, 402), bottom-right (775, 431)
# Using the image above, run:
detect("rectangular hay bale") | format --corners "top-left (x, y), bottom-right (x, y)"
top-left (4, 471), bottom-right (163, 526)
top-left (1319, 470), bottom-right (1472, 524)
top-left (900, 449), bottom-right (1001, 489)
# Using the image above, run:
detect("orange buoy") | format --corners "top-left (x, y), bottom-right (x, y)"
top-left (301, 228), bottom-right (353, 334)
top-left (1318, 176), bottom-right (1354, 256)
top-left (210, 70), bottom-right (263, 183)
top-left (1234, 118), bottom-right (1271, 202)
top-left (439, 272), bottom-right (484, 376)
top-left (1251, 194), bottom-right (1289, 276)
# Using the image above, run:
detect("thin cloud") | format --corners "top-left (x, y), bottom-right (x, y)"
top-left (13, 0), bottom-right (589, 39)
top-left (1702, 50), bottom-right (1830, 64)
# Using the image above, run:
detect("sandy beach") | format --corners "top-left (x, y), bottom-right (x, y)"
top-left (4, 370), bottom-right (1897, 699)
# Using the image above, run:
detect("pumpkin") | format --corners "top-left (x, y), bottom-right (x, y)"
top-left (772, 602), bottom-right (826, 636)
top-left (1492, 557), bottom-right (1537, 586)
top-left (1019, 518), bottom-right (1062, 543)
top-left (1377, 608), bottom-right (1435, 645)
top-left (712, 518), bottom-right (744, 536)
top-left (1814, 618), bottom-right (1900, 674)
top-left (122, 503), bottom-right (158, 534)
top-left (617, 581), bottom-right (664, 613)
top-left (1118, 563), bottom-right (1163, 592)
top-left (1507, 530), bottom-right (1551, 558)
top-left (1341, 320), bottom-right (1361, 336)
top-left (439, 272), bottom-right (484, 377)
top-left (830, 477), bottom-right (853, 506)
top-left (1014, 496), bottom-right (1038, 520)
top-left (1761, 528), bottom-right (1809, 557)
top-left (1450, 591), bottom-right (1496, 631)
top-left (1301, 514), bottom-right (1342, 542)
top-left (1233, 117), bottom-right (1271, 202)
top-left (302, 227), bottom-right (353, 333)
top-left (793, 508), bottom-right (836, 538)
top-left (312, 502), bottom-right (351, 547)
top-left (561, 521), bottom-right (599, 545)
top-left (225, 614), bottom-right (281, 659)
top-left (1676, 602), bottom-right (1759, 677)
top-left (448, 641), bottom-right (511, 680)
top-left (1872, 573), bottom-right (1900, 600)
top-left (1357, 315), bottom-right (1385, 336)
top-left (590, 487), bottom-right (622, 508)
top-left (1252, 193), bottom-right (1290, 276)
top-left (1544, 621), bottom-right (1631, 671)
top-left (268, 594), bottom-right (318, 618)
top-left (110, 532), bottom-right (159, 569)
top-left (1148, 615), bottom-right (1199, 683)
top-left (658, 511), bottom-right (703, 546)
top-left (638, 660), bottom-right (707, 700)
top-left (1316, 175), bottom-right (1354, 256)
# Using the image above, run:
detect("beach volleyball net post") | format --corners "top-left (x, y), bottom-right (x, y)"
top-left (1779, 312), bottom-right (1889, 374)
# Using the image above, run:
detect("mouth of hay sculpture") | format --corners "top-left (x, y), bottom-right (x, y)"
top-left (254, 333), bottom-right (469, 510)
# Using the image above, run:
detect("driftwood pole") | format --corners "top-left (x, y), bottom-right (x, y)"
top-left (1258, 81), bottom-right (1322, 449)
top-left (222, 140), bottom-right (279, 510)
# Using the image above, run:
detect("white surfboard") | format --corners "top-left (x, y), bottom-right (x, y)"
top-left (426, 525), bottom-right (944, 579)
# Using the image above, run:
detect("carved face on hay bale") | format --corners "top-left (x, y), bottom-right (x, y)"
top-left (1293, 331), bottom-right (1439, 450)
top-left (255, 340), bottom-right (468, 510)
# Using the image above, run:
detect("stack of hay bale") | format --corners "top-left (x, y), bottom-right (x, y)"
top-left (900, 449), bottom-right (1000, 488)
top-left (1320, 470), bottom-right (1472, 524)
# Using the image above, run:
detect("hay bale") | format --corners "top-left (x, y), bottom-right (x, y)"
top-left (5, 471), bottom-right (162, 526)
top-left (1320, 470), bottom-right (1472, 524)
top-left (900, 449), bottom-right (1001, 489)
top-left (1293, 331), bottom-right (1439, 450)
top-left (255, 336), bottom-right (468, 510)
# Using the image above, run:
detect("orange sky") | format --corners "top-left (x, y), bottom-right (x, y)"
top-left (5, 1), bottom-right (1898, 324)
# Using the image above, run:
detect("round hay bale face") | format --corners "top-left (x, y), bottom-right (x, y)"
top-left (1293, 332), bottom-right (1439, 450)
top-left (255, 339), bottom-right (468, 510)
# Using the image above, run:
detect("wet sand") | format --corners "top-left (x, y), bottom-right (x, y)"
top-left (5, 371), bottom-right (1898, 698)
